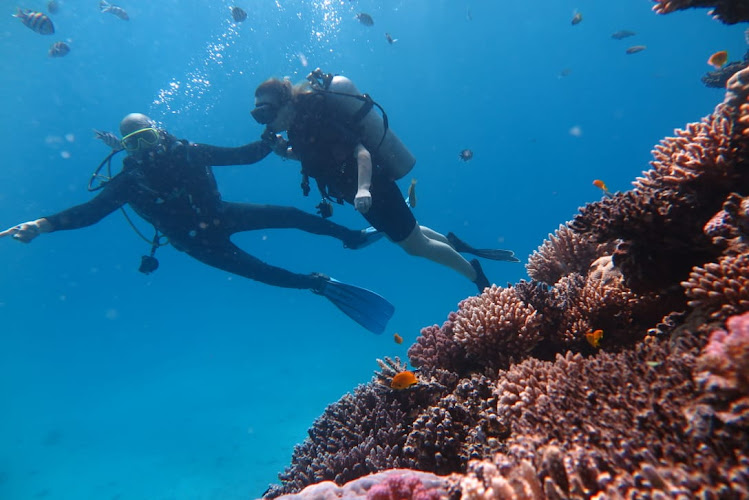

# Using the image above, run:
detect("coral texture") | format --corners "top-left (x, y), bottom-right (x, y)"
top-left (695, 311), bottom-right (749, 437)
top-left (571, 64), bottom-right (749, 294)
top-left (451, 286), bottom-right (543, 372)
top-left (526, 224), bottom-right (603, 286)
top-left (652, 0), bottom-right (749, 24)
top-left (271, 470), bottom-right (448, 500)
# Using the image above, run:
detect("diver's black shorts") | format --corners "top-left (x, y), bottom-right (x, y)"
top-left (363, 176), bottom-right (416, 243)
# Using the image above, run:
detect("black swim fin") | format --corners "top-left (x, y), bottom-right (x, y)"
top-left (346, 226), bottom-right (385, 250)
top-left (447, 232), bottom-right (521, 263)
top-left (315, 277), bottom-right (395, 334)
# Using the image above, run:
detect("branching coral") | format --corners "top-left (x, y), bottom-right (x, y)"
top-left (451, 286), bottom-right (543, 373)
top-left (264, 383), bottom-right (413, 498)
top-left (571, 67), bottom-right (749, 293)
top-left (526, 224), bottom-right (605, 286)
top-left (454, 339), bottom-right (749, 498)
top-left (407, 315), bottom-right (466, 375)
top-left (681, 253), bottom-right (749, 320)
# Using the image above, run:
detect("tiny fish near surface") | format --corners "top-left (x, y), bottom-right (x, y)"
top-left (626, 45), bottom-right (647, 54)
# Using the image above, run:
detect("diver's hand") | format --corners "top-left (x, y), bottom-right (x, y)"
top-left (354, 189), bottom-right (372, 214)
top-left (0, 218), bottom-right (52, 243)
top-left (261, 128), bottom-right (290, 157)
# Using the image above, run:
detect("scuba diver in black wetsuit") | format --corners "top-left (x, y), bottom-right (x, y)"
top-left (251, 71), bottom-right (520, 294)
top-left (0, 113), bottom-right (394, 333)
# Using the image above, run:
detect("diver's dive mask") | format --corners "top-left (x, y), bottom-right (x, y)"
top-left (250, 102), bottom-right (279, 125)
top-left (121, 127), bottom-right (160, 152)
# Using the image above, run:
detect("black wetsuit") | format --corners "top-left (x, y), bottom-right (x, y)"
top-left (288, 92), bottom-right (417, 242)
top-left (44, 134), bottom-right (363, 290)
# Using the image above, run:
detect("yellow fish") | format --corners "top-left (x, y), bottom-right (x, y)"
top-left (707, 50), bottom-right (728, 69)
top-left (593, 179), bottom-right (612, 197)
top-left (407, 178), bottom-right (417, 208)
top-left (585, 329), bottom-right (603, 348)
top-left (390, 370), bottom-right (418, 390)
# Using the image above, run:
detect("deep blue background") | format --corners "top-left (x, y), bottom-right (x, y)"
top-left (0, 0), bottom-right (742, 498)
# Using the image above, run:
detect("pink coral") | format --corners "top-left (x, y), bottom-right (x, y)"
top-left (698, 311), bottom-right (749, 394)
top-left (366, 473), bottom-right (443, 500)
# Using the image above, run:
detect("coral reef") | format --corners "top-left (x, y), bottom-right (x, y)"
top-left (262, 22), bottom-right (749, 500)
top-left (702, 56), bottom-right (748, 89)
top-left (695, 311), bottom-right (749, 438)
top-left (271, 470), bottom-right (449, 500)
top-left (652, 0), bottom-right (749, 24)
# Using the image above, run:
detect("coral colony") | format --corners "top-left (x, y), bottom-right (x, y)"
top-left (266, 2), bottom-right (749, 498)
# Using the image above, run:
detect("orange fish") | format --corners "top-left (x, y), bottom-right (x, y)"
top-left (592, 179), bottom-right (612, 197)
top-left (393, 333), bottom-right (403, 344)
top-left (707, 50), bottom-right (728, 69)
top-left (390, 370), bottom-right (418, 390)
top-left (585, 329), bottom-right (603, 348)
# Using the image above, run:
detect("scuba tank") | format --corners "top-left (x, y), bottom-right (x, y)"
top-left (307, 69), bottom-right (416, 180)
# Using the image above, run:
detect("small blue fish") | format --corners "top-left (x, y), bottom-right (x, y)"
top-left (48, 41), bottom-right (70, 57)
top-left (14, 9), bottom-right (55, 35)
top-left (100, 0), bottom-right (129, 21)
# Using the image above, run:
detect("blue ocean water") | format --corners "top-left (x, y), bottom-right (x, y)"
top-left (0, 0), bottom-right (741, 498)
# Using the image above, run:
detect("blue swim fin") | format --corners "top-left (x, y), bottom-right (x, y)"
top-left (315, 277), bottom-right (394, 334)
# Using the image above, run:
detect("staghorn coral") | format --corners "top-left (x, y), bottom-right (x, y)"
top-left (571, 67), bottom-right (749, 293)
top-left (703, 192), bottom-right (749, 255)
top-left (264, 383), bottom-right (413, 498)
top-left (681, 253), bottom-right (749, 320)
top-left (403, 375), bottom-right (504, 475)
top-left (652, 0), bottom-right (749, 24)
top-left (407, 315), bottom-right (467, 375)
top-left (454, 338), bottom-right (749, 498)
top-left (526, 224), bottom-right (604, 286)
top-left (451, 286), bottom-right (543, 373)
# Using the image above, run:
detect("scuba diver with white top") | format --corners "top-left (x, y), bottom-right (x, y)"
top-left (251, 69), bottom-right (520, 293)
top-left (0, 113), bottom-right (394, 333)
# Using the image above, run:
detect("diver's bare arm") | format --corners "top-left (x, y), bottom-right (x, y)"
top-left (354, 143), bottom-right (372, 213)
top-left (0, 218), bottom-right (53, 243)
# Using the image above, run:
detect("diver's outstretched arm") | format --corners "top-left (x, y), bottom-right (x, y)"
top-left (0, 218), bottom-right (52, 243)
